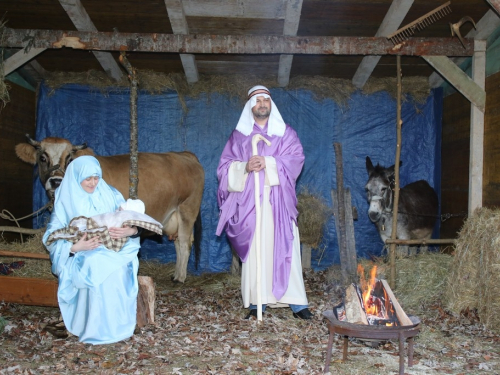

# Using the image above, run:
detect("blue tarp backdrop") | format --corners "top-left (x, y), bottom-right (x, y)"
top-left (33, 82), bottom-right (442, 276)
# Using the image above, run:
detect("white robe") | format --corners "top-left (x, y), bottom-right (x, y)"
top-left (228, 157), bottom-right (308, 308)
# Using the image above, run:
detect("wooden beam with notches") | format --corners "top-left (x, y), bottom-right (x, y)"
top-left (2, 28), bottom-right (473, 56)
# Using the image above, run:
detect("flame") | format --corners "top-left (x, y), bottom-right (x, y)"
top-left (357, 264), bottom-right (380, 316)
top-left (356, 264), bottom-right (401, 326)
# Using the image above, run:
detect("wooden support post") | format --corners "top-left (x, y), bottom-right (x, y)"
top-left (333, 143), bottom-right (357, 285)
top-left (469, 40), bottom-right (486, 215)
top-left (344, 189), bottom-right (357, 270)
top-left (119, 52), bottom-right (139, 200)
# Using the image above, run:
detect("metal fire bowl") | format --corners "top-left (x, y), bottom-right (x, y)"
top-left (324, 310), bottom-right (420, 339)
top-left (323, 310), bottom-right (421, 375)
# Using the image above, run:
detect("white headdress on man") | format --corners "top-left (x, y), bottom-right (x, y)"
top-left (235, 85), bottom-right (286, 137)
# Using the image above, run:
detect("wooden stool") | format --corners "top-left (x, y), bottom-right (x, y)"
top-left (323, 310), bottom-right (420, 375)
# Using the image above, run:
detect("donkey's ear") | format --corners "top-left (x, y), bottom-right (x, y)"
top-left (366, 156), bottom-right (374, 174)
top-left (387, 161), bottom-right (402, 178)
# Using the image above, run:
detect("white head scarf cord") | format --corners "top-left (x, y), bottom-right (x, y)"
top-left (235, 85), bottom-right (286, 137)
top-left (52, 155), bottom-right (122, 225)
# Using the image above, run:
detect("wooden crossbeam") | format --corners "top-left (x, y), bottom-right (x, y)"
top-left (353, 0), bottom-right (414, 89)
top-left (165, 0), bottom-right (199, 83)
top-left (59, 0), bottom-right (123, 81)
top-left (1, 28), bottom-right (474, 56)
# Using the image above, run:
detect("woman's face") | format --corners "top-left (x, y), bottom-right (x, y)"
top-left (80, 176), bottom-right (100, 194)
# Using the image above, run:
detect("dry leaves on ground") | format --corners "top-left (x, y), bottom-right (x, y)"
top-left (1, 267), bottom-right (499, 374)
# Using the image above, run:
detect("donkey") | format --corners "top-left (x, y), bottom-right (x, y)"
top-left (365, 156), bottom-right (439, 255)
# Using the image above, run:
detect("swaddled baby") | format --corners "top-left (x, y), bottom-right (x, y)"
top-left (46, 199), bottom-right (163, 251)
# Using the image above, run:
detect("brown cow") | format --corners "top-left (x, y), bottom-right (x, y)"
top-left (15, 135), bottom-right (205, 283)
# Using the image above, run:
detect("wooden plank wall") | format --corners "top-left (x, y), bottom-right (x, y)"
top-left (0, 83), bottom-right (36, 242)
top-left (441, 70), bottom-right (500, 239)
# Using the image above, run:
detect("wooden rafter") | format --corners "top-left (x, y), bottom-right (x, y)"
top-left (165, 0), bottom-right (199, 83)
top-left (486, 0), bottom-right (500, 15)
top-left (1, 29), bottom-right (474, 56)
top-left (352, 0), bottom-right (414, 89)
top-left (181, 0), bottom-right (286, 19)
top-left (3, 48), bottom-right (46, 76)
top-left (277, 0), bottom-right (303, 87)
top-left (58, 0), bottom-right (123, 81)
top-left (428, 10), bottom-right (500, 88)
top-left (424, 55), bottom-right (485, 111)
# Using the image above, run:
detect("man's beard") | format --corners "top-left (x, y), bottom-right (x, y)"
top-left (252, 107), bottom-right (271, 120)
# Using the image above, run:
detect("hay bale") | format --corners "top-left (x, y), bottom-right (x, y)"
top-left (445, 207), bottom-right (500, 332)
top-left (363, 76), bottom-right (430, 104)
top-left (297, 189), bottom-right (330, 248)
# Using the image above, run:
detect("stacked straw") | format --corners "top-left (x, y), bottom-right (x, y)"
top-left (445, 207), bottom-right (500, 332)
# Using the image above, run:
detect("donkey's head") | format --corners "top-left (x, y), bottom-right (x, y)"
top-left (364, 156), bottom-right (401, 223)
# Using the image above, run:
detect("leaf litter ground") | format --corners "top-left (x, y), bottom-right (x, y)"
top-left (1, 266), bottom-right (499, 375)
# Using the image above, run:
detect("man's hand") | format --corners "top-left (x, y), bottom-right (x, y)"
top-left (246, 156), bottom-right (266, 173)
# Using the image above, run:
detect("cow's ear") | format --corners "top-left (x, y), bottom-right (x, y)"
top-left (15, 143), bottom-right (37, 164)
top-left (74, 147), bottom-right (95, 157)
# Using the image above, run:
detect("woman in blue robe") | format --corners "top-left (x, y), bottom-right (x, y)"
top-left (43, 156), bottom-right (140, 345)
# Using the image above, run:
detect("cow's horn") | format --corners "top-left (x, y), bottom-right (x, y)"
top-left (72, 142), bottom-right (88, 151)
top-left (25, 134), bottom-right (40, 147)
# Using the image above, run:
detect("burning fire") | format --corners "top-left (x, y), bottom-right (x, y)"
top-left (357, 264), bottom-right (398, 325)
top-left (358, 264), bottom-right (379, 315)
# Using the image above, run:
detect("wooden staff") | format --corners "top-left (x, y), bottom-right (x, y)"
top-left (389, 55), bottom-right (402, 289)
top-left (251, 134), bottom-right (271, 322)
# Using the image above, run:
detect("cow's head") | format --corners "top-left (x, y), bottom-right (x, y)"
top-left (15, 134), bottom-right (95, 201)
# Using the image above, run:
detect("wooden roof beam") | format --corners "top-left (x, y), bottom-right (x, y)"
top-left (423, 41), bottom-right (486, 112)
top-left (2, 48), bottom-right (45, 87)
top-left (1, 29), bottom-right (474, 56)
top-left (352, 0), bottom-right (414, 89)
top-left (165, 0), bottom-right (199, 83)
top-left (428, 10), bottom-right (500, 88)
top-left (3, 48), bottom-right (46, 76)
top-left (486, 0), bottom-right (500, 15)
top-left (277, 0), bottom-right (303, 87)
top-left (59, 0), bottom-right (123, 81)
top-left (182, 0), bottom-right (286, 19)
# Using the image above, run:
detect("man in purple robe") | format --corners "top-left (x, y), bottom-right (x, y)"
top-left (216, 85), bottom-right (313, 320)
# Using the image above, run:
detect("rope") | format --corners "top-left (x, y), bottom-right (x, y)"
top-left (385, 209), bottom-right (467, 222)
top-left (0, 201), bottom-right (52, 243)
top-left (384, 184), bottom-right (467, 222)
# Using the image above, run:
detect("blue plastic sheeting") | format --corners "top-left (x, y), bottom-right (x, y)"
top-left (33, 83), bottom-right (442, 275)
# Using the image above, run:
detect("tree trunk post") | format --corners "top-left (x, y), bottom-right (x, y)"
top-left (119, 52), bottom-right (139, 199)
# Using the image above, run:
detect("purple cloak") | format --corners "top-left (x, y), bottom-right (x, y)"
top-left (216, 122), bottom-right (304, 300)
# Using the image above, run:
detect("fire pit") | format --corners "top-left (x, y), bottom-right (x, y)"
top-left (323, 310), bottom-right (420, 374)
top-left (323, 270), bottom-right (421, 374)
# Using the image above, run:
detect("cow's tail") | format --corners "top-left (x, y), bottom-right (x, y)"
top-left (193, 210), bottom-right (202, 270)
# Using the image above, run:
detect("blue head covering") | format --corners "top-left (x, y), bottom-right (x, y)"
top-left (52, 155), bottom-right (121, 225)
